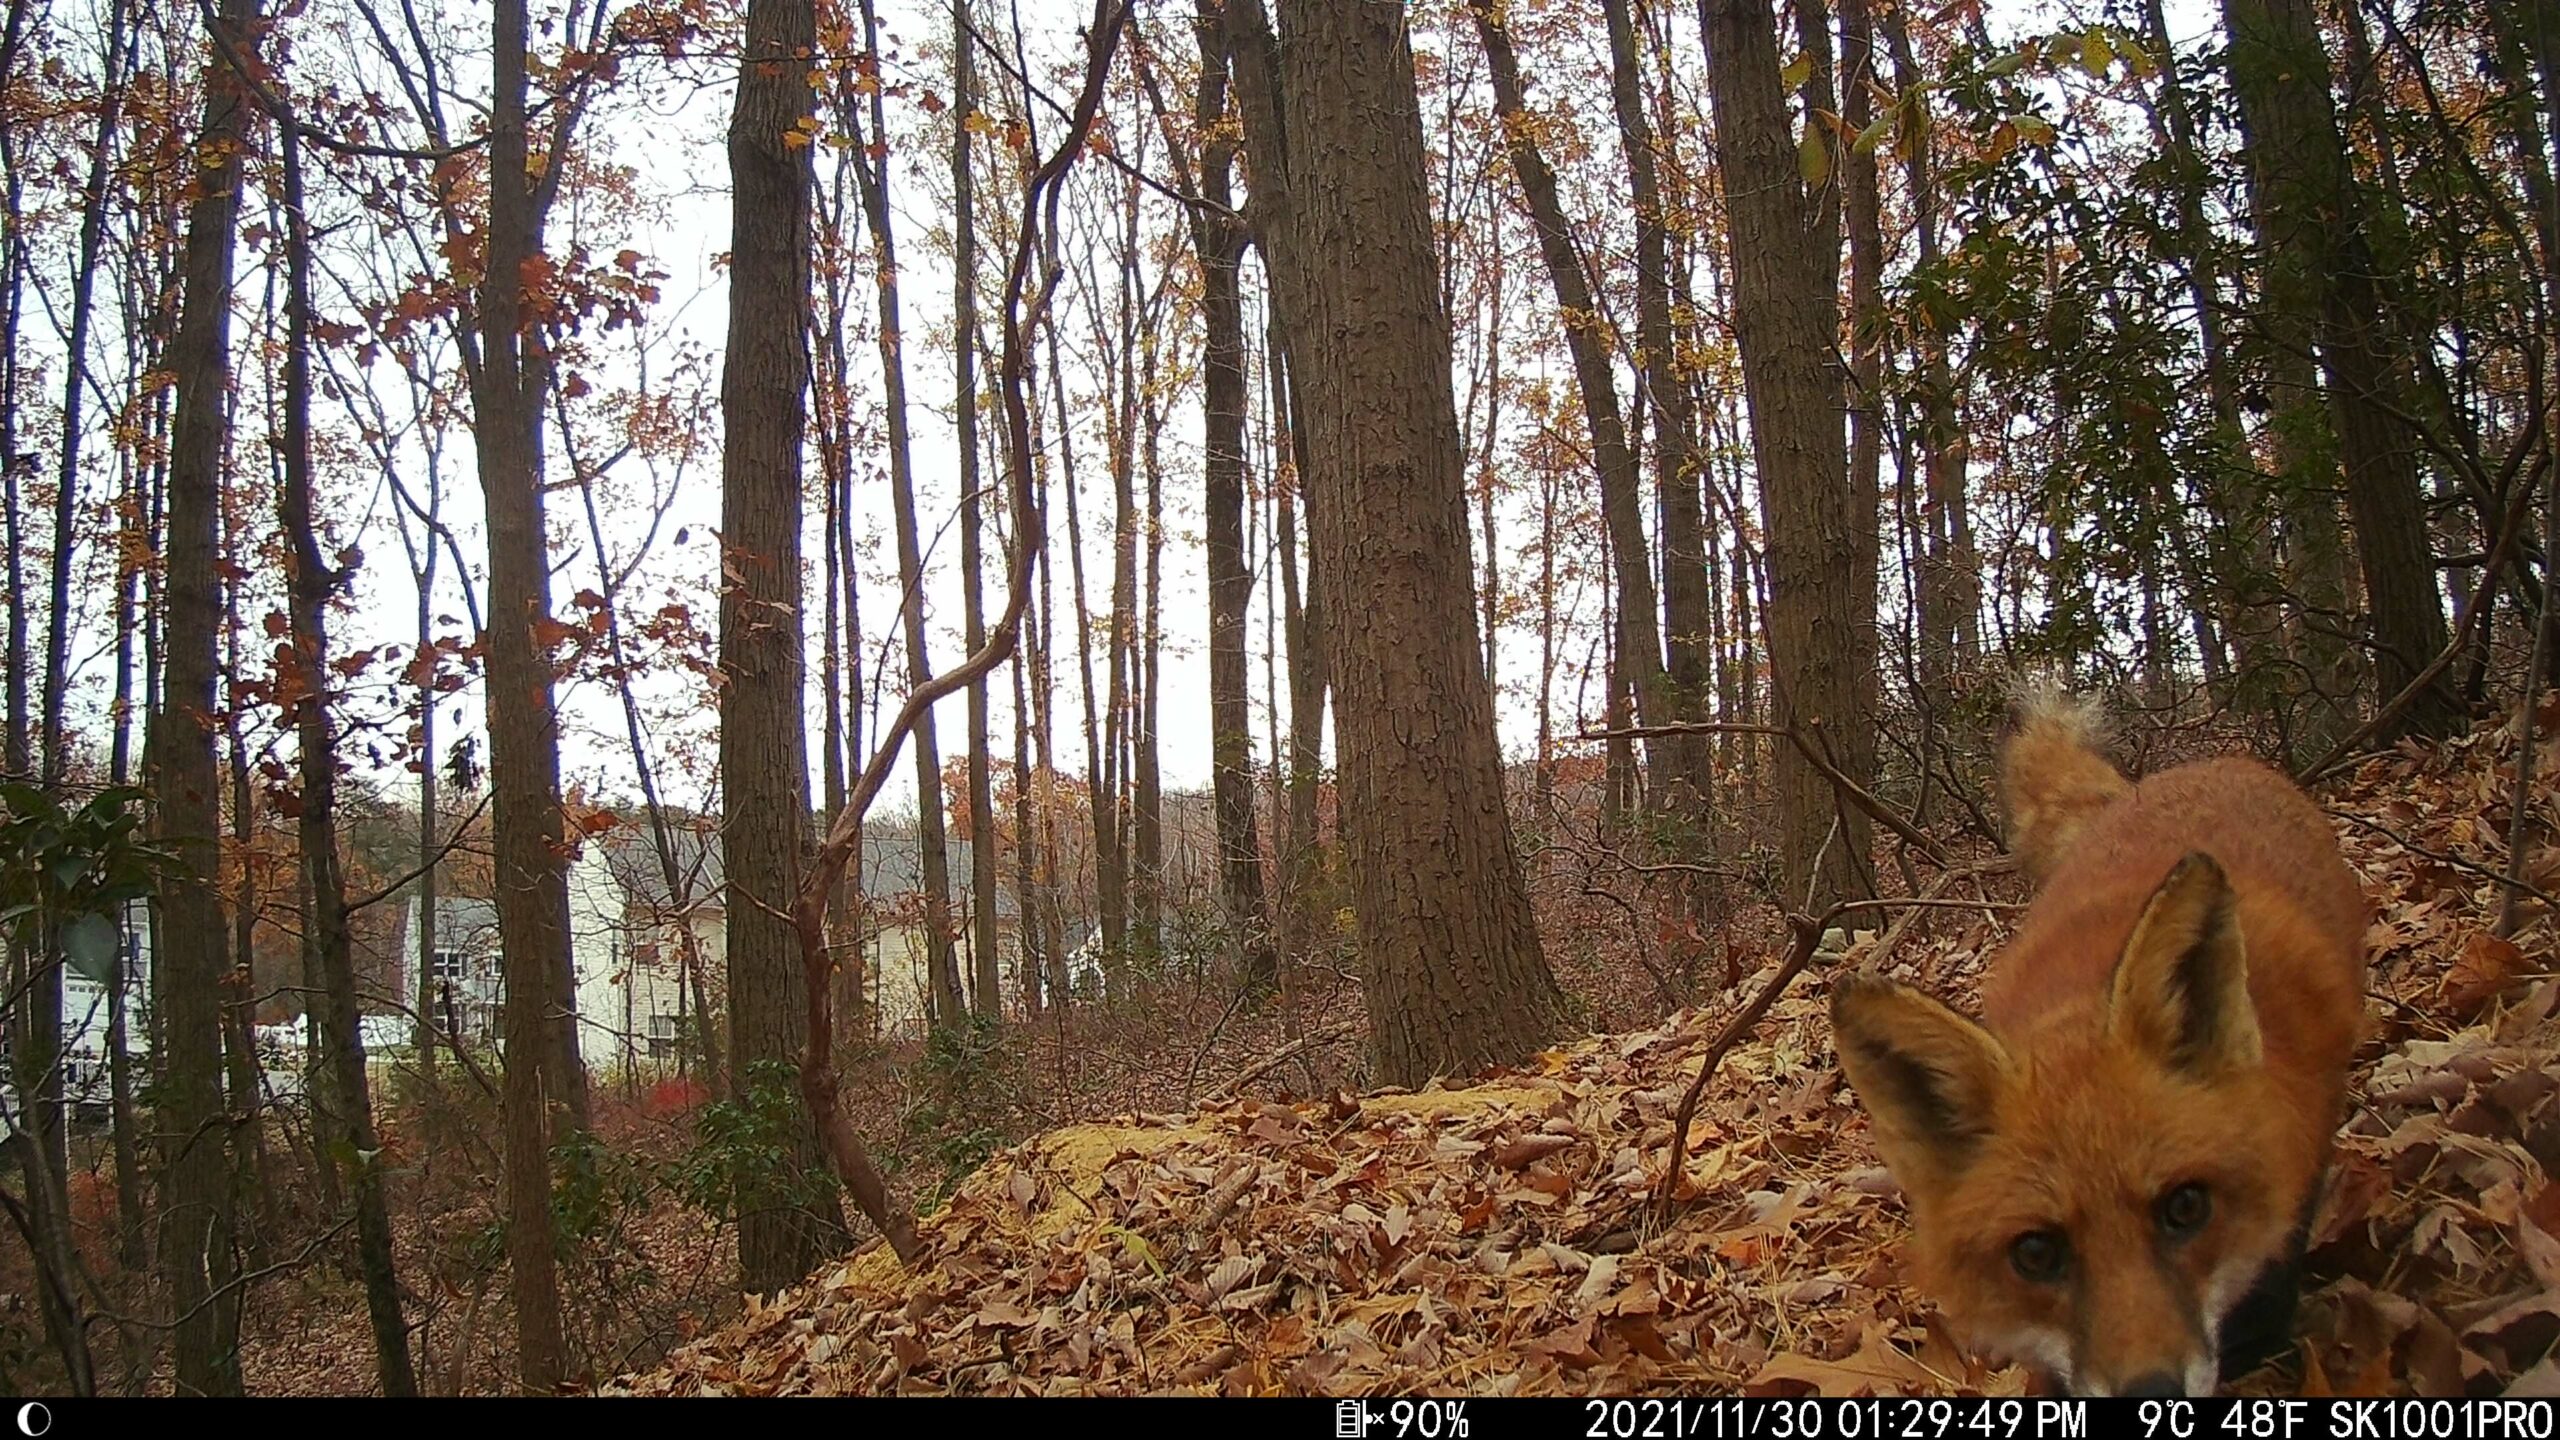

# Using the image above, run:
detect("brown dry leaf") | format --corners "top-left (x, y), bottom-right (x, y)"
top-left (2514, 1209), bottom-right (2560, 1294)
top-left (2312, 1154), bottom-right (2392, 1249)
top-left (1490, 1133), bottom-right (1576, 1169)
top-left (1748, 1323), bottom-right (1943, 1397)
top-left (2446, 933), bottom-right (2532, 1017)
top-left (1523, 1316), bottom-right (1602, 1369)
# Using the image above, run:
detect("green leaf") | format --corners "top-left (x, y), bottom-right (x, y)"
top-left (62, 911), bottom-right (118, 987)
top-left (2081, 26), bottom-right (2113, 77)
top-left (1853, 110), bottom-right (1895, 155)
top-left (1983, 47), bottom-right (2031, 78)
top-left (1780, 53), bottom-right (1812, 90)
top-left (1798, 126), bottom-right (1832, 186)
top-left (2013, 113), bottom-right (2057, 147)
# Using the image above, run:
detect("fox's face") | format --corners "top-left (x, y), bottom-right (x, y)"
top-left (1832, 855), bottom-right (2319, 1397)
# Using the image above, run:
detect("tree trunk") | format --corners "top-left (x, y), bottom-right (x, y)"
top-left (1192, 8), bottom-right (1279, 993)
top-left (1134, 337), bottom-right (1167, 964)
top-left (1102, 186), bottom-right (1141, 976)
top-left (953, 2), bottom-right (1002, 1018)
top-left (847, 0), bottom-right (962, 1027)
top-left (1602, 0), bottom-right (1717, 813)
top-left (149, 0), bottom-right (259, 1395)
top-left (1698, 0), bottom-right (1877, 909)
top-left (278, 125), bottom-right (417, 1395)
top-left (471, 0), bottom-right (572, 1389)
top-left (1270, 318), bottom-right (1329, 975)
top-left (725, 0), bottom-right (851, 1296)
top-left (1468, 0), bottom-right (1672, 798)
top-left (1231, 0), bottom-right (1565, 1087)
top-left (1052, 318), bottom-right (1122, 967)
top-left (2221, 0), bottom-right (2456, 737)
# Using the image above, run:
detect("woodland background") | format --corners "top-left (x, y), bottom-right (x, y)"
top-left (0, 0), bottom-right (2553, 1398)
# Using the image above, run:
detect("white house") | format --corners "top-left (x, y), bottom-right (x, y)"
top-left (566, 820), bottom-right (726, 1076)
top-left (57, 899), bottom-right (152, 1117)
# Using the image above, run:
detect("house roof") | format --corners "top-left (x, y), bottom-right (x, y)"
top-left (581, 814), bottom-right (1019, 921)
top-left (598, 822), bottom-right (724, 911)
top-left (407, 897), bottom-right (500, 949)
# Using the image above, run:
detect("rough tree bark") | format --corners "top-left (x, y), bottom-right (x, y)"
top-left (1188, 5), bottom-right (1280, 992)
top-left (470, 0), bottom-right (572, 1389)
top-left (149, 0), bottom-right (262, 1396)
top-left (1698, 0), bottom-right (1878, 909)
top-left (723, 0), bottom-right (852, 1296)
top-left (1231, 0), bottom-right (1565, 1087)
top-left (2221, 0), bottom-right (2456, 737)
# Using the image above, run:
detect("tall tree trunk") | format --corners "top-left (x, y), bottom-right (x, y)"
top-left (1192, 7), bottom-right (1278, 992)
top-left (1840, 0), bottom-right (1887, 737)
top-left (953, 1), bottom-right (1002, 1018)
top-left (1602, 0), bottom-right (1716, 813)
top-left (24, 0), bottom-right (131, 1223)
top-left (813, 169), bottom-right (870, 1048)
top-left (1134, 340), bottom-right (1166, 962)
top-left (725, 0), bottom-right (850, 1295)
top-left (1051, 318), bottom-right (1121, 966)
top-left (0, 0), bottom-right (27, 788)
top-left (1099, 190), bottom-right (1142, 975)
top-left (1270, 318), bottom-right (1328, 974)
top-left (149, 0), bottom-right (260, 1394)
top-left (1467, 0), bottom-right (1671, 796)
top-left (1698, 0), bottom-right (1878, 909)
top-left (220, 604), bottom-right (278, 1262)
top-left (106, 427), bottom-right (147, 1270)
top-left (1231, 0), bottom-right (1565, 1087)
top-left (1877, 7), bottom-right (1969, 703)
top-left (472, 0), bottom-right (571, 1389)
top-left (847, 0), bottom-right (962, 1026)
top-left (2221, 0), bottom-right (2456, 737)
top-left (278, 125), bottom-right (417, 1395)
top-left (1032, 397), bottom-right (1069, 1008)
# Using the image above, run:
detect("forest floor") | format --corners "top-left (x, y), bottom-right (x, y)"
top-left (607, 705), bottom-right (2560, 1398)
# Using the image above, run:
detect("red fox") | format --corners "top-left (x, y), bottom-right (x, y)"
top-left (1831, 685), bottom-right (2368, 1397)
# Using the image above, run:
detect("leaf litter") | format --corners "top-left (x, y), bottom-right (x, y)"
top-left (612, 708), bottom-right (2557, 1398)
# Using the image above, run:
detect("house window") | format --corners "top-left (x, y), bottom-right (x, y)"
top-left (648, 1011), bottom-right (679, 1057)
top-left (430, 948), bottom-right (467, 984)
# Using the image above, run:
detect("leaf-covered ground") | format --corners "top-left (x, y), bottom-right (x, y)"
top-left (612, 709), bottom-right (2559, 1398)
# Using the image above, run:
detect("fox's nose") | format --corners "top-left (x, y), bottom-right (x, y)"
top-left (2120, 1373), bottom-right (2185, 1398)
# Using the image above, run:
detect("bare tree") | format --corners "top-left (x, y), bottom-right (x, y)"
top-left (276, 121), bottom-right (416, 1395)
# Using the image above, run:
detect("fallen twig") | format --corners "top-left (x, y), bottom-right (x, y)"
top-left (1199, 1019), bottom-right (1359, 1104)
top-left (1649, 892), bottom-right (2015, 1221)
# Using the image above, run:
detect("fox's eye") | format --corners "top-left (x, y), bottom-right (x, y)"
top-left (2157, 1182), bottom-right (2212, 1237)
top-left (2008, 1229), bottom-right (2068, 1282)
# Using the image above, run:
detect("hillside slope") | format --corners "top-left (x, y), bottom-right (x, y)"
top-left (612, 712), bottom-right (2560, 1397)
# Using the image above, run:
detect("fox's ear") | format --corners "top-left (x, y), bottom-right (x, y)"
top-left (1832, 975), bottom-right (2012, 1175)
top-left (2108, 852), bottom-right (2262, 1075)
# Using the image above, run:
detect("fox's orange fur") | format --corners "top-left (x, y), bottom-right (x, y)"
top-left (1832, 687), bottom-right (2367, 1397)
